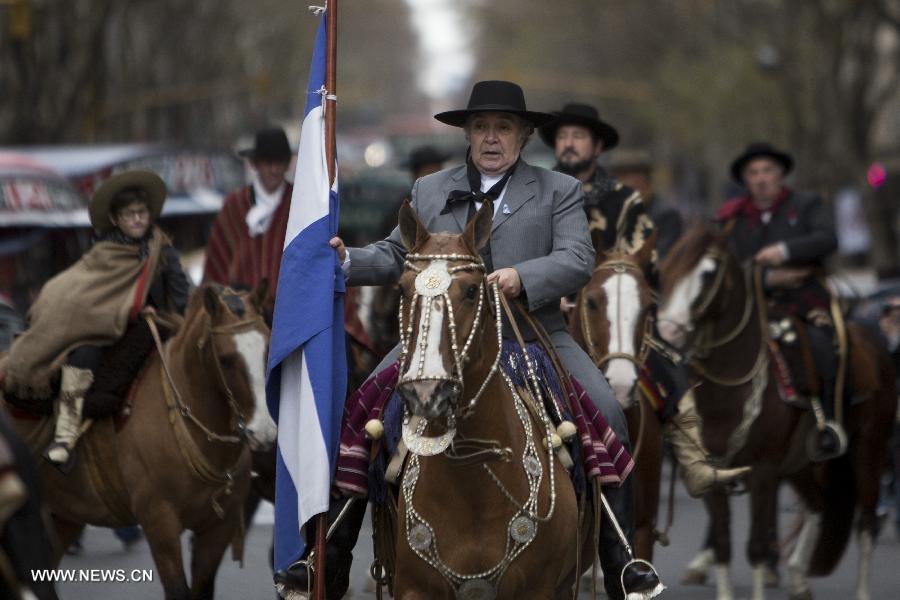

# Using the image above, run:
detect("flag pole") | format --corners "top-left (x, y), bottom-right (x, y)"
top-left (313, 2), bottom-right (337, 599)
top-left (325, 0), bottom-right (338, 187)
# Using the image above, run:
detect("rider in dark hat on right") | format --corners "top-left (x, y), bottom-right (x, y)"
top-left (716, 142), bottom-right (844, 462)
top-left (540, 103), bottom-right (656, 270)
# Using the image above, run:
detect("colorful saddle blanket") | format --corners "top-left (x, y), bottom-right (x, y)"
top-left (334, 340), bottom-right (634, 502)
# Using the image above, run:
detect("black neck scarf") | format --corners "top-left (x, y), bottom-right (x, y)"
top-left (442, 154), bottom-right (519, 219)
top-left (441, 154), bottom-right (519, 272)
top-left (97, 226), bottom-right (155, 259)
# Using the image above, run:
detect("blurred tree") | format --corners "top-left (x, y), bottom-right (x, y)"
top-left (466, 0), bottom-right (900, 276)
top-left (0, 1), bottom-right (422, 145)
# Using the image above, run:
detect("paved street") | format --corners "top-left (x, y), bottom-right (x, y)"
top-left (58, 474), bottom-right (900, 599)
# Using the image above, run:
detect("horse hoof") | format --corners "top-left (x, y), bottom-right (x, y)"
top-left (679, 568), bottom-right (707, 586)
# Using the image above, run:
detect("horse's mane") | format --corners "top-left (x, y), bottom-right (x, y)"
top-left (659, 222), bottom-right (724, 296)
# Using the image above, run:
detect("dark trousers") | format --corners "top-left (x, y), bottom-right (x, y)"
top-left (66, 320), bottom-right (159, 419)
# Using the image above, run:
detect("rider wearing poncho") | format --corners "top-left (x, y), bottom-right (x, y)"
top-left (1, 171), bottom-right (190, 468)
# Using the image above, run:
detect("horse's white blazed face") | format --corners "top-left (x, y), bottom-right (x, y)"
top-left (233, 329), bottom-right (277, 449)
top-left (658, 256), bottom-right (717, 348)
top-left (399, 260), bottom-right (457, 419)
top-left (602, 272), bottom-right (641, 408)
top-left (403, 297), bottom-right (448, 382)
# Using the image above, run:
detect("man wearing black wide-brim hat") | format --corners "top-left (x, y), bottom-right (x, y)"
top-left (203, 126), bottom-right (293, 320)
top-left (309, 80), bottom-right (662, 600)
top-left (539, 103), bottom-right (655, 269)
top-left (716, 141), bottom-right (843, 462)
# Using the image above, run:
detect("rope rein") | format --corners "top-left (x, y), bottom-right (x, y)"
top-left (146, 313), bottom-right (261, 517)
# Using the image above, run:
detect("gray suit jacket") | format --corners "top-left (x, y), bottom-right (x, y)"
top-left (347, 160), bottom-right (594, 334)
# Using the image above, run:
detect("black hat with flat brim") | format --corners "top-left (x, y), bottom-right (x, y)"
top-left (90, 170), bottom-right (166, 232)
top-left (538, 103), bottom-right (619, 150)
top-left (434, 80), bottom-right (555, 128)
top-left (730, 142), bottom-right (794, 183)
top-left (238, 127), bottom-right (292, 162)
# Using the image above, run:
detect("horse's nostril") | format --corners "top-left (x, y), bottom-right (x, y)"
top-left (434, 380), bottom-right (456, 403)
top-left (398, 380), bottom-right (459, 419)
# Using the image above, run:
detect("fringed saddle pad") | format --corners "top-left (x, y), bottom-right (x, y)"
top-left (334, 341), bottom-right (633, 501)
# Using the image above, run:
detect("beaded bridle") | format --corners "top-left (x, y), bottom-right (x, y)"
top-left (397, 251), bottom-right (563, 597)
top-left (398, 252), bottom-right (504, 423)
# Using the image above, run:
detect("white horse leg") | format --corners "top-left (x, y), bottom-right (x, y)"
top-left (786, 512), bottom-right (822, 599)
top-left (752, 564), bottom-right (768, 600)
top-left (681, 547), bottom-right (714, 585)
top-left (714, 564), bottom-right (734, 600)
top-left (855, 528), bottom-right (873, 600)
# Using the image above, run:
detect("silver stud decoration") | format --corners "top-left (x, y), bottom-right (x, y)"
top-left (415, 261), bottom-right (453, 297)
top-left (409, 524), bottom-right (433, 551)
top-left (509, 516), bottom-right (537, 544)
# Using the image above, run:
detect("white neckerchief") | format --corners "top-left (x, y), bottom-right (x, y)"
top-left (246, 178), bottom-right (286, 237)
top-left (474, 171), bottom-right (510, 216)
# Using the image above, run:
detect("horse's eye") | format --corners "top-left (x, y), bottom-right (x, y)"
top-left (587, 297), bottom-right (598, 310)
top-left (465, 284), bottom-right (478, 300)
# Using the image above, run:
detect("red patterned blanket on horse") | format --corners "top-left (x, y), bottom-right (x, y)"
top-left (335, 342), bottom-right (634, 499)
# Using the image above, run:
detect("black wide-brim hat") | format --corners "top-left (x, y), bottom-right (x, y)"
top-left (90, 170), bottom-right (166, 232)
top-left (434, 80), bottom-right (555, 128)
top-left (730, 142), bottom-right (794, 183)
top-left (238, 127), bottom-right (292, 162)
top-left (538, 103), bottom-right (619, 150)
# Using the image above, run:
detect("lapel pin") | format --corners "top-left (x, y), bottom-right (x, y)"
top-left (502, 204), bottom-right (511, 214)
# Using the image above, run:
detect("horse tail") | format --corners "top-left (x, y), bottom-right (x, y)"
top-left (807, 452), bottom-right (855, 576)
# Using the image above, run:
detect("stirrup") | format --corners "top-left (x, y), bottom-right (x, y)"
top-left (620, 558), bottom-right (666, 600)
top-left (274, 557), bottom-right (314, 599)
top-left (806, 421), bottom-right (847, 463)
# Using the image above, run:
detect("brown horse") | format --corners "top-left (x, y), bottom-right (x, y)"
top-left (390, 202), bottom-right (589, 599)
top-left (8, 284), bottom-right (276, 600)
top-left (569, 241), bottom-right (663, 561)
top-left (656, 224), bottom-right (896, 600)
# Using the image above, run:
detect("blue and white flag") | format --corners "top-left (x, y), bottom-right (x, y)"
top-left (266, 14), bottom-right (346, 573)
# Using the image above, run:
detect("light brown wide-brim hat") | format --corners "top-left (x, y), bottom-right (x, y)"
top-left (89, 170), bottom-right (166, 232)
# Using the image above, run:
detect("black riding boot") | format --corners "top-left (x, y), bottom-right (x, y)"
top-left (598, 477), bottom-right (661, 600)
top-left (805, 325), bottom-right (847, 462)
top-left (274, 496), bottom-right (367, 600)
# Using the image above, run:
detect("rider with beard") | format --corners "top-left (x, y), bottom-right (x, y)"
top-left (541, 103), bottom-right (750, 498)
top-left (540, 104), bottom-right (656, 278)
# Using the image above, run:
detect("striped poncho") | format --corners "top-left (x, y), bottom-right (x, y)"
top-left (202, 184), bottom-right (292, 310)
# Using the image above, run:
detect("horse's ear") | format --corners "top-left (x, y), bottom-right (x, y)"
top-left (635, 229), bottom-right (657, 269)
top-left (399, 200), bottom-right (429, 251)
top-left (252, 279), bottom-right (269, 311)
top-left (203, 286), bottom-right (221, 318)
top-left (464, 201), bottom-right (492, 251)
